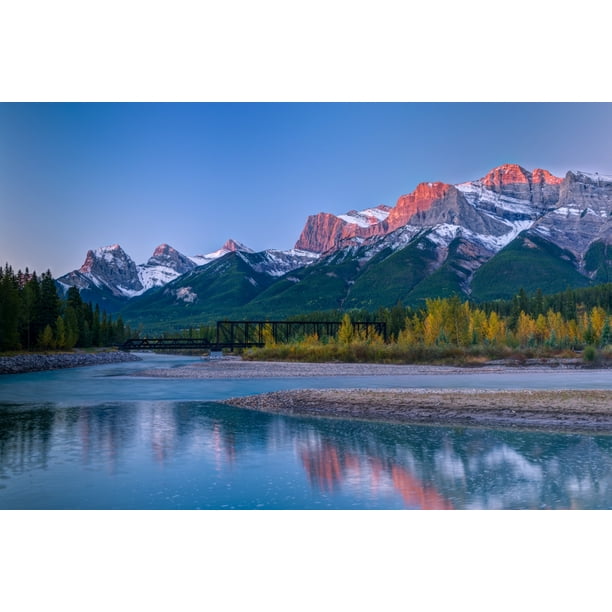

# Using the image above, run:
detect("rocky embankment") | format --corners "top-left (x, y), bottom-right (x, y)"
top-left (222, 388), bottom-right (612, 432)
top-left (0, 351), bottom-right (142, 375)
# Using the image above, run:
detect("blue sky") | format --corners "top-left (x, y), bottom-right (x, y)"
top-left (2, 102), bottom-right (612, 276)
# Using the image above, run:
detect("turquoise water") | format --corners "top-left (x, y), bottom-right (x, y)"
top-left (1, 354), bottom-right (611, 509)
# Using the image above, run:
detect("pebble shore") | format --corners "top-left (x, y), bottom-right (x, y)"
top-left (0, 351), bottom-right (142, 375)
top-left (133, 357), bottom-right (585, 379)
top-left (221, 388), bottom-right (612, 432)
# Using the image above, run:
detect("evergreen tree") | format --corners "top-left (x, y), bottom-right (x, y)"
top-left (39, 324), bottom-right (55, 350)
top-left (534, 288), bottom-right (544, 317)
top-left (92, 304), bottom-right (101, 346)
top-left (20, 273), bottom-right (41, 350)
top-left (100, 311), bottom-right (110, 346)
top-left (39, 271), bottom-right (60, 330)
top-left (64, 306), bottom-right (79, 348)
top-left (0, 264), bottom-right (20, 350)
top-left (55, 315), bottom-right (66, 349)
top-left (517, 288), bottom-right (529, 314)
top-left (115, 315), bottom-right (125, 344)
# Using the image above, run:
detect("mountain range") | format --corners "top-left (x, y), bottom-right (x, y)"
top-left (56, 163), bottom-right (612, 330)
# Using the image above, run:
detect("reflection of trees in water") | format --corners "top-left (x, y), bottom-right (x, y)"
top-left (168, 403), bottom-right (273, 466)
top-left (0, 404), bottom-right (55, 476)
top-left (0, 403), bottom-right (141, 476)
top-left (81, 405), bottom-right (139, 468)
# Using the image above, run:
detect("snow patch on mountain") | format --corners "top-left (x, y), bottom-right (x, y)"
top-left (190, 238), bottom-right (255, 266)
top-left (136, 264), bottom-right (185, 292)
top-left (456, 182), bottom-right (540, 218)
top-left (570, 170), bottom-right (612, 185)
top-left (176, 287), bottom-right (198, 303)
top-left (248, 249), bottom-right (320, 277)
top-left (337, 205), bottom-right (391, 228)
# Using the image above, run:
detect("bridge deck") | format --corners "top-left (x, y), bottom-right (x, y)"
top-left (119, 338), bottom-right (264, 351)
top-left (118, 320), bottom-right (387, 352)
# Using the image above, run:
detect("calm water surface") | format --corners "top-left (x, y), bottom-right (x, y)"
top-left (1, 354), bottom-right (611, 509)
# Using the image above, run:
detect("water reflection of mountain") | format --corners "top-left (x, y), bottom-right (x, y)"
top-left (283, 418), bottom-right (612, 509)
top-left (1, 401), bottom-right (612, 509)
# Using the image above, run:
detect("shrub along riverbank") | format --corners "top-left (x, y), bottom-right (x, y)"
top-left (243, 340), bottom-right (611, 366)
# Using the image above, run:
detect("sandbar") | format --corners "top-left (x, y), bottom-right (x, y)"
top-left (221, 388), bottom-right (612, 432)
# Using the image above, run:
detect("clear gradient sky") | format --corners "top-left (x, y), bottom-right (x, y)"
top-left (2, 102), bottom-right (612, 276)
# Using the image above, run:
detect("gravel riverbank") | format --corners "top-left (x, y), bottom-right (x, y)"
top-left (221, 388), bottom-right (612, 432)
top-left (0, 351), bottom-right (142, 375)
top-left (133, 357), bottom-right (585, 379)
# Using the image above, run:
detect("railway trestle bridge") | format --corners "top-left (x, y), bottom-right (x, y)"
top-left (119, 320), bottom-right (387, 352)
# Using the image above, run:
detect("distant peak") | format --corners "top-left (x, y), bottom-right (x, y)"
top-left (79, 243), bottom-right (133, 275)
top-left (94, 243), bottom-right (124, 254)
top-left (223, 239), bottom-right (253, 253)
top-left (152, 243), bottom-right (177, 257)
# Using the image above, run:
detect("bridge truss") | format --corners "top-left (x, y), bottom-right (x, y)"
top-left (119, 320), bottom-right (387, 352)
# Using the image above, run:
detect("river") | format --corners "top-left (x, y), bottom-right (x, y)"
top-left (1, 353), bottom-right (611, 509)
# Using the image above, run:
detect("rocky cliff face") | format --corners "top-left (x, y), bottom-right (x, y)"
top-left (479, 163), bottom-right (562, 208)
top-left (530, 170), bottom-right (612, 271)
top-left (386, 182), bottom-right (451, 230)
top-left (290, 163), bottom-right (609, 296)
top-left (294, 206), bottom-right (390, 253)
top-left (295, 164), bottom-right (567, 255)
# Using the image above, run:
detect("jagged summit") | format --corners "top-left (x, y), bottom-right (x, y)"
top-left (146, 243), bottom-right (195, 273)
top-left (71, 243), bottom-right (143, 297)
top-left (79, 244), bottom-right (128, 274)
top-left (222, 239), bottom-right (254, 253)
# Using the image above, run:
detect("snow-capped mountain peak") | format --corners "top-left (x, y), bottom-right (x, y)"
top-left (189, 238), bottom-right (255, 266)
top-left (62, 243), bottom-right (145, 298)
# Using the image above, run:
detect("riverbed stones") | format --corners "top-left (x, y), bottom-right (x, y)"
top-left (0, 351), bottom-right (142, 375)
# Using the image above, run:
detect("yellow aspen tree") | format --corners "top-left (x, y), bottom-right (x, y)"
top-left (423, 298), bottom-right (446, 346)
top-left (485, 311), bottom-right (502, 344)
top-left (566, 319), bottom-right (579, 346)
top-left (534, 314), bottom-right (548, 344)
top-left (516, 312), bottom-right (535, 346)
top-left (470, 308), bottom-right (488, 345)
top-left (262, 323), bottom-right (275, 347)
top-left (590, 306), bottom-right (607, 345)
top-left (338, 313), bottom-right (354, 345)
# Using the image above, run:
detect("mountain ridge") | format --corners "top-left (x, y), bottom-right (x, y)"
top-left (56, 163), bottom-right (612, 326)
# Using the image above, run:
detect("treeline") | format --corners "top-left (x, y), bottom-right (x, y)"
top-left (395, 296), bottom-right (610, 349)
top-left (0, 264), bottom-right (134, 351)
top-left (284, 297), bottom-right (611, 349)
top-left (481, 284), bottom-right (612, 322)
top-left (284, 284), bottom-right (612, 345)
top-left (246, 296), bottom-right (612, 365)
